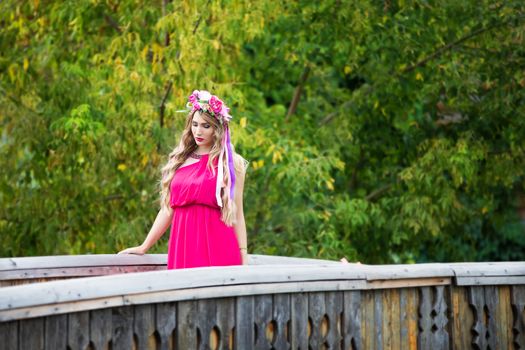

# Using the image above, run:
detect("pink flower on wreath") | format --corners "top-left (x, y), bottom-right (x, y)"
top-left (209, 96), bottom-right (223, 115)
top-left (188, 92), bottom-right (198, 105)
top-left (221, 105), bottom-right (232, 121)
top-left (192, 102), bottom-right (201, 111)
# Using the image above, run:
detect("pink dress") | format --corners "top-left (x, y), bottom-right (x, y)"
top-left (167, 154), bottom-right (242, 269)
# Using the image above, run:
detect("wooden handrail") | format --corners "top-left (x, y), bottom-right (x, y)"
top-left (0, 255), bottom-right (523, 349)
top-left (0, 255), bottom-right (523, 321)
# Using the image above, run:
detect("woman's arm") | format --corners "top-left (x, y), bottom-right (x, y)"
top-left (233, 168), bottom-right (248, 264)
top-left (118, 206), bottom-right (173, 255)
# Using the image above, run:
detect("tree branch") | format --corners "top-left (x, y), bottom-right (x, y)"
top-left (286, 66), bottom-right (311, 121)
top-left (104, 14), bottom-right (122, 34)
top-left (402, 15), bottom-right (525, 73)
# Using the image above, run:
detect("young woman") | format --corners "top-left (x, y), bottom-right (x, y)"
top-left (118, 90), bottom-right (248, 268)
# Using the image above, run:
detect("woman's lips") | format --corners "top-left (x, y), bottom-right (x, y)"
top-left (195, 137), bottom-right (204, 142)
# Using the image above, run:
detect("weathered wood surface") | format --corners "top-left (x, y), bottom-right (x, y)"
top-left (0, 256), bottom-right (524, 349)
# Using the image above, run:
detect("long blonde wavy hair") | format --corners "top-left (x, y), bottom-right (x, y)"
top-left (160, 109), bottom-right (248, 226)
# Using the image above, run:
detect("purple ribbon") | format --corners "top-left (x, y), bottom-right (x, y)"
top-left (226, 126), bottom-right (235, 201)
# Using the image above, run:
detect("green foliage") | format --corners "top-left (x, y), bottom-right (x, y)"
top-left (1, 0), bottom-right (524, 262)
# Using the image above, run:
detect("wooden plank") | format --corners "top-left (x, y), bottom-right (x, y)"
top-left (367, 277), bottom-right (450, 289)
top-left (374, 289), bottom-right (383, 350)
top-left (0, 280), bottom-right (367, 322)
top-left (342, 290), bottom-right (361, 350)
top-left (430, 286), bottom-right (449, 349)
top-left (383, 288), bottom-right (392, 350)
top-left (384, 288), bottom-right (400, 350)
top-left (111, 306), bottom-right (134, 350)
top-left (177, 300), bottom-right (198, 350)
top-left (216, 298), bottom-right (235, 350)
top-left (133, 304), bottom-right (156, 349)
top-left (406, 288), bottom-right (417, 350)
top-left (308, 292), bottom-right (326, 349)
top-left (68, 311), bottom-right (90, 349)
top-left (0, 265), bottom-right (166, 281)
top-left (469, 286), bottom-right (488, 349)
top-left (155, 302), bottom-right (176, 350)
top-left (0, 265), bottom-right (368, 312)
top-left (451, 262), bottom-right (525, 278)
top-left (235, 296), bottom-right (254, 349)
top-left (324, 291), bottom-right (343, 348)
top-left (365, 263), bottom-right (454, 280)
top-left (499, 286), bottom-right (513, 350)
top-left (496, 286), bottom-right (510, 350)
top-left (253, 294), bottom-right (273, 349)
top-left (457, 286), bottom-right (473, 350)
top-left (19, 317), bottom-right (44, 350)
top-left (196, 298), bottom-right (217, 350)
top-left (90, 308), bottom-right (112, 350)
top-left (272, 293), bottom-right (290, 349)
top-left (456, 276), bottom-right (525, 286)
top-left (362, 290), bottom-right (375, 350)
top-left (399, 289), bottom-right (409, 350)
top-left (249, 254), bottom-right (340, 265)
top-left (290, 292), bottom-right (308, 350)
top-left (0, 254), bottom-right (168, 271)
top-left (511, 285), bottom-right (525, 349)
top-left (0, 320), bottom-right (18, 350)
top-left (417, 287), bottom-right (432, 349)
top-left (484, 285), bottom-right (499, 349)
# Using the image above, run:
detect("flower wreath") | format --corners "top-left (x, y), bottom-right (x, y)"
top-left (187, 90), bottom-right (232, 124)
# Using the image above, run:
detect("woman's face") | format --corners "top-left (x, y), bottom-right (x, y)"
top-left (191, 111), bottom-right (215, 150)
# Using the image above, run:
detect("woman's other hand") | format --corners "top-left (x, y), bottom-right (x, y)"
top-left (117, 245), bottom-right (146, 255)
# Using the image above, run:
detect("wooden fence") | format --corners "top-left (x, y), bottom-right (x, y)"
top-left (0, 254), bottom-right (524, 349)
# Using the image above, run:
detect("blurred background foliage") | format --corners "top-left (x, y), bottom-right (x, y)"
top-left (1, 0), bottom-right (524, 263)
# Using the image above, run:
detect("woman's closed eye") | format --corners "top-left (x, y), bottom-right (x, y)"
top-left (193, 123), bottom-right (210, 128)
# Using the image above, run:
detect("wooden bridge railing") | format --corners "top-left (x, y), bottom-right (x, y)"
top-left (0, 254), bottom-right (524, 349)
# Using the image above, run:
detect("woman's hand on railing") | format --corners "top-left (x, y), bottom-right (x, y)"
top-left (117, 245), bottom-right (147, 255)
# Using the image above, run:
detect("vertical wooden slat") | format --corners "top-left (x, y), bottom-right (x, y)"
top-left (342, 290), bottom-right (361, 350)
top-left (197, 299), bottom-right (217, 350)
top-left (20, 317), bottom-right (44, 350)
top-left (112, 306), bottom-right (134, 350)
top-left (469, 286), bottom-right (488, 349)
top-left (400, 289), bottom-right (409, 350)
top-left (497, 286), bottom-right (511, 350)
top-left (382, 289), bottom-right (392, 350)
top-left (253, 294), bottom-right (273, 350)
top-left (362, 290), bottom-right (375, 350)
top-left (68, 311), bottom-right (90, 349)
top-left (290, 292), bottom-right (308, 350)
top-left (418, 287), bottom-right (432, 350)
top-left (500, 286), bottom-right (513, 350)
top-left (177, 300), bottom-right (198, 350)
top-left (272, 293), bottom-right (290, 349)
top-left (407, 288), bottom-right (418, 350)
top-left (389, 289), bottom-right (401, 350)
top-left (431, 285), bottom-right (449, 349)
top-left (45, 314), bottom-right (67, 350)
top-left (0, 320), bottom-right (18, 350)
top-left (235, 296), bottom-right (254, 349)
top-left (484, 285), bottom-right (499, 349)
top-left (308, 292), bottom-right (326, 349)
top-left (90, 308), bottom-right (112, 350)
top-left (374, 289), bottom-right (383, 350)
top-left (156, 302), bottom-right (176, 350)
top-left (216, 298), bottom-right (235, 350)
top-left (325, 291), bottom-right (343, 349)
top-left (511, 285), bottom-right (525, 349)
top-left (134, 304), bottom-right (156, 350)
